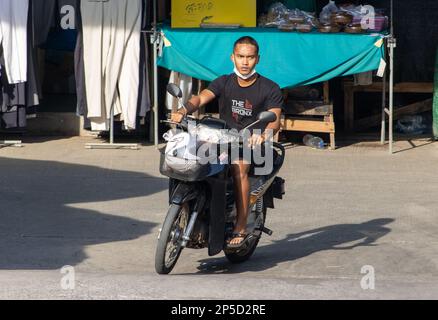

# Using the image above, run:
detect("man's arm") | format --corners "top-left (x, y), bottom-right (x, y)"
top-left (250, 82), bottom-right (284, 145)
top-left (171, 89), bottom-right (216, 122)
top-left (264, 107), bottom-right (282, 137)
top-left (186, 89), bottom-right (216, 112)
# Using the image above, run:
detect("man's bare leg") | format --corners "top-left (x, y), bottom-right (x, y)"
top-left (229, 160), bottom-right (251, 245)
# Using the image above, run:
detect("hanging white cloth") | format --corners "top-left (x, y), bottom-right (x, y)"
top-left (166, 71), bottom-right (193, 112)
top-left (0, 0), bottom-right (29, 84)
top-left (81, 0), bottom-right (142, 131)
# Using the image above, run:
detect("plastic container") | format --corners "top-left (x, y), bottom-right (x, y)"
top-left (344, 23), bottom-right (363, 34)
top-left (296, 23), bottom-right (313, 33)
top-left (330, 12), bottom-right (353, 26)
top-left (303, 134), bottom-right (326, 149)
top-left (318, 23), bottom-right (341, 33)
top-left (278, 23), bottom-right (295, 32)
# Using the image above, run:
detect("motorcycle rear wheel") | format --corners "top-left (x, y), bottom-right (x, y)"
top-left (155, 204), bottom-right (189, 274)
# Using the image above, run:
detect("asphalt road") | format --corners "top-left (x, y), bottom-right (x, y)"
top-left (1, 136), bottom-right (438, 299)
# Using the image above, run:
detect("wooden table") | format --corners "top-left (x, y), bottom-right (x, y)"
top-left (343, 81), bottom-right (434, 132)
top-left (281, 81), bottom-right (336, 150)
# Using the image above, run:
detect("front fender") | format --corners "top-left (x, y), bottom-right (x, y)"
top-left (170, 182), bottom-right (201, 205)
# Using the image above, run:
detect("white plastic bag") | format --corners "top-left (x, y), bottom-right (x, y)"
top-left (165, 131), bottom-right (198, 160)
top-left (319, 0), bottom-right (339, 24)
top-left (265, 2), bottom-right (289, 27)
top-left (195, 124), bottom-right (239, 144)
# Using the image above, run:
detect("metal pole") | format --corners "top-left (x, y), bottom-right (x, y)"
top-left (389, 37), bottom-right (395, 154)
top-left (388, 0), bottom-right (395, 154)
top-left (110, 105), bottom-right (114, 144)
top-left (153, 0), bottom-right (159, 147)
top-left (153, 41), bottom-right (159, 147)
top-left (390, 0), bottom-right (394, 36)
top-left (381, 68), bottom-right (387, 145)
top-left (149, 34), bottom-right (154, 143)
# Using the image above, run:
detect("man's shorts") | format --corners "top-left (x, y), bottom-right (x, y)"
top-left (228, 144), bottom-right (266, 165)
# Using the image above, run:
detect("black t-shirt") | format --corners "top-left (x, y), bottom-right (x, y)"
top-left (207, 73), bottom-right (283, 131)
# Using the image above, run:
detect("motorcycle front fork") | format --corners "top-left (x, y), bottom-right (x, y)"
top-left (180, 197), bottom-right (205, 248)
top-left (181, 210), bottom-right (199, 248)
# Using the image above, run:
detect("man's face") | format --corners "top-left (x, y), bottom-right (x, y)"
top-left (231, 43), bottom-right (259, 76)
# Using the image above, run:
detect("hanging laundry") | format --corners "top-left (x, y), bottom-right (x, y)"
top-left (30, 0), bottom-right (78, 47)
top-left (0, 0), bottom-right (29, 84)
top-left (0, 1), bottom-right (42, 130)
top-left (30, 0), bottom-right (57, 47)
top-left (76, 0), bottom-right (150, 130)
top-left (73, 9), bottom-right (88, 124)
top-left (137, 31), bottom-right (151, 118)
top-left (136, 0), bottom-right (152, 119)
top-left (80, 0), bottom-right (142, 131)
top-left (166, 71), bottom-right (193, 112)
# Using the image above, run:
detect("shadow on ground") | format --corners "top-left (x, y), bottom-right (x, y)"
top-left (195, 218), bottom-right (394, 274)
top-left (281, 130), bottom-right (436, 152)
top-left (0, 157), bottom-right (166, 270)
top-left (334, 132), bottom-right (435, 152)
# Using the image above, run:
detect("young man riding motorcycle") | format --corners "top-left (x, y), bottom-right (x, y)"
top-left (171, 36), bottom-right (283, 247)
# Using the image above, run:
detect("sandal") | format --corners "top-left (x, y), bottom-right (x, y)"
top-left (226, 232), bottom-right (251, 249)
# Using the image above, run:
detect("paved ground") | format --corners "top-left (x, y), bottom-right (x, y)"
top-left (0, 135), bottom-right (438, 300)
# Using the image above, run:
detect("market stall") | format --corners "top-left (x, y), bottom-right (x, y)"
top-left (157, 26), bottom-right (387, 150)
top-left (148, 0), bottom-right (397, 153)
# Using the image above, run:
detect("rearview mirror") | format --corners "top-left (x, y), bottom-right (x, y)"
top-left (166, 83), bottom-right (183, 98)
top-left (257, 111), bottom-right (277, 124)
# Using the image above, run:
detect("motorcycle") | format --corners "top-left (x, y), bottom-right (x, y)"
top-left (155, 84), bottom-right (285, 275)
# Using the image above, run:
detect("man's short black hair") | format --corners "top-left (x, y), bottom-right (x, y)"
top-left (233, 36), bottom-right (259, 55)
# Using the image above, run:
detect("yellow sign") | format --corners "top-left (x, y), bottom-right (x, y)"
top-left (171, 0), bottom-right (256, 28)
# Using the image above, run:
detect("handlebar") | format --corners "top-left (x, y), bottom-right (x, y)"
top-left (160, 119), bottom-right (182, 126)
top-left (162, 117), bottom-right (286, 154)
top-left (161, 119), bottom-right (188, 130)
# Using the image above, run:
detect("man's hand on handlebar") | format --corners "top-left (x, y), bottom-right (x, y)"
top-left (170, 104), bottom-right (189, 123)
top-left (248, 133), bottom-right (265, 148)
top-left (170, 111), bottom-right (185, 123)
top-left (248, 130), bottom-right (274, 148)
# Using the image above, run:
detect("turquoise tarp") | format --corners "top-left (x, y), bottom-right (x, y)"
top-left (158, 26), bottom-right (385, 89)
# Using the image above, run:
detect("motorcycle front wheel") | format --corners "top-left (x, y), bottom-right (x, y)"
top-left (155, 203), bottom-right (189, 274)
